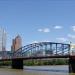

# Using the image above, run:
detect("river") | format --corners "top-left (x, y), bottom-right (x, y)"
top-left (0, 65), bottom-right (74, 75)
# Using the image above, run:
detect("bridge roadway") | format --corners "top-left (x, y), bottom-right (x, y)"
top-left (0, 55), bottom-right (69, 61)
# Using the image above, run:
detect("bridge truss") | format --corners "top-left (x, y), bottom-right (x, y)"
top-left (0, 42), bottom-right (70, 59)
top-left (13, 42), bottom-right (70, 58)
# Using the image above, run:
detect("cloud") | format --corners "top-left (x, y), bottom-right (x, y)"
top-left (38, 28), bottom-right (50, 33)
top-left (68, 34), bottom-right (75, 39)
top-left (38, 29), bottom-right (43, 32)
top-left (41, 40), bottom-right (50, 42)
top-left (56, 37), bottom-right (68, 42)
top-left (72, 26), bottom-right (75, 31)
top-left (43, 28), bottom-right (50, 32)
top-left (32, 41), bottom-right (38, 43)
top-left (54, 25), bottom-right (62, 29)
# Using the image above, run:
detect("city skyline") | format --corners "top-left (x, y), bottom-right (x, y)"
top-left (0, 0), bottom-right (75, 50)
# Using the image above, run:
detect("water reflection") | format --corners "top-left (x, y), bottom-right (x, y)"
top-left (70, 73), bottom-right (75, 75)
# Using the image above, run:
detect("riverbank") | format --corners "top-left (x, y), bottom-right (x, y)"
top-left (23, 58), bottom-right (68, 66)
top-left (0, 58), bottom-right (68, 66)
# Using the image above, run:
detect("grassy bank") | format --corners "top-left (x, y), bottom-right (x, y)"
top-left (0, 58), bottom-right (68, 66)
top-left (23, 58), bottom-right (68, 66)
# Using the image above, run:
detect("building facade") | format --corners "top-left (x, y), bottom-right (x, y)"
top-left (11, 35), bottom-right (22, 52)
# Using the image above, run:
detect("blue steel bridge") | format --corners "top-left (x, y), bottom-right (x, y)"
top-left (0, 42), bottom-right (70, 60)
top-left (0, 41), bottom-right (75, 73)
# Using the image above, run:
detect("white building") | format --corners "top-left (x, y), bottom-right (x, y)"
top-left (0, 27), bottom-right (6, 51)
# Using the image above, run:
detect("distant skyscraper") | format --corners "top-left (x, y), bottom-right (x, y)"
top-left (0, 27), bottom-right (6, 51)
top-left (11, 35), bottom-right (22, 51)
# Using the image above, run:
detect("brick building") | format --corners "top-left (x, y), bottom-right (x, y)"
top-left (11, 35), bottom-right (22, 51)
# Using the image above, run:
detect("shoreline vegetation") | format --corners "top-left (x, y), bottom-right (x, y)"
top-left (0, 58), bottom-right (68, 66)
top-left (23, 58), bottom-right (68, 66)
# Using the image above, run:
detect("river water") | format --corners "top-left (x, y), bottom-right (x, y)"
top-left (0, 65), bottom-right (74, 75)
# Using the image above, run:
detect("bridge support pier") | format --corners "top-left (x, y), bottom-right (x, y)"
top-left (12, 59), bottom-right (23, 69)
top-left (69, 56), bottom-right (75, 73)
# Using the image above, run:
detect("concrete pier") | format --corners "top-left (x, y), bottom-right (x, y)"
top-left (12, 58), bottom-right (23, 69)
top-left (69, 56), bottom-right (75, 73)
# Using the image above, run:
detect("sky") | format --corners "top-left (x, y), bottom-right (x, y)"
top-left (0, 0), bottom-right (75, 50)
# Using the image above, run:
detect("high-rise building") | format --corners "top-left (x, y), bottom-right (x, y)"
top-left (0, 27), bottom-right (6, 51)
top-left (11, 35), bottom-right (22, 51)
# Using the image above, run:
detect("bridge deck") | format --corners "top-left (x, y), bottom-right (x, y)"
top-left (0, 55), bottom-right (69, 61)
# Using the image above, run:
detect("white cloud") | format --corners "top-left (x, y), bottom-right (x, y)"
top-left (43, 28), bottom-right (50, 32)
top-left (56, 37), bottom-right (68, 42)
top-left (41, 40), bottom-right (50, 42)
top-left (32, 40), bottom-right (51, 43)
top-left (37, 29), bottom-right (43, 32)
top-left (68, 34), bottom-right (75, 39)
top-left (54, 25), bottom-right (62, 29)
top-left (32, 41), bottom-right (38, 43)
top-left (72, 26), bottom-right (75, 31)
top-left (38, 28), bottom-right (50, 33)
